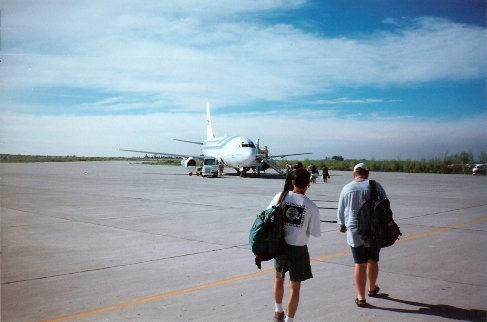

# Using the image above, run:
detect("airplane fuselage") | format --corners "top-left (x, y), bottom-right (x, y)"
top-left (202, 136), bottom-right (257, 170)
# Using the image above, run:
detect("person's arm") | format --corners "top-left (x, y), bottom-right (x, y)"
top-left (337, 190), bottom-right (347, 232)
top-left (266, 192), bottom-right (281, 209)
top-left (309, 206), bottom-right (322, 237)
top-left (376, 182), bottom-right (388, 199)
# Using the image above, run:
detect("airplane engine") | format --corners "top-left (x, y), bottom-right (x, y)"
top-left (182, 157), bottom-right (197, 173)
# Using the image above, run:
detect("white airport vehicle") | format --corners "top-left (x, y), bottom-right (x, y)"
top-left (197, 156), bottom-right (219, 177)
top-left (121, 103), bottom-right (311, 177)
top-left (472, 164), bottom-right (487, 175)
top-left (182, 156), bottom-right (218, 177)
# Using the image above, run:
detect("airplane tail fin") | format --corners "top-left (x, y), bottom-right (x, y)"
top-left (206, 102), bottom-right (215, 140)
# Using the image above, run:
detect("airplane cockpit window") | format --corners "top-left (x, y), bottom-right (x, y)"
top-left (204, 158), bottom-right (216, 165)
top-left (241, 143), bottom-right (256, 148)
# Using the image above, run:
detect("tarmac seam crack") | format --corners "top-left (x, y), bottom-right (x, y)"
top-left (315, 261), bottom-right (487, 288)
top-left (3, 206), bottom-right (241, 247)
top-left (382, 271), bottom-right (487, 288)
top-left (2, 185), bottom-right (256, 212)
top-left (1, 246), bottom-right (239, 286)
top-left (398, 204), bottom-right (487, 221)
top-left (398, 222), bottom-right (487, 232)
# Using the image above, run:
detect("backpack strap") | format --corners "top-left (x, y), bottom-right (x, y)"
top-left (369, 180), bottom-right (378, 201)
top-left (276, 190), bottom-right (289, 251)
top-left (277, 190), bottom-right (289, 205)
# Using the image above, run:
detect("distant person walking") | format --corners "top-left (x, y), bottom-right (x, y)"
top-left (268, 167), bottom-right (321, 321)
top-left (337, 163), bottom-right (387, 307)
top-left (285, 162), bottom-right (293, 173)
top-left (322, 165), bottom-right (329, 183)
top-left (310, 164), bottom-right (318, 184)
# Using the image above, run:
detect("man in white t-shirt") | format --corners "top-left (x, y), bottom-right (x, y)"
top-left (267, 167), bottom-right (321, 322)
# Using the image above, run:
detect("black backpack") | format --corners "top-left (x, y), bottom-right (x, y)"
top-left (249, 191), bottom-right (288, 269)
top-left (357, 180), bottom-right (402, 248)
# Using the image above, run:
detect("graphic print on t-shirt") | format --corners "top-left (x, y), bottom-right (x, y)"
top-left (284, 204), bottom-right (305, 227)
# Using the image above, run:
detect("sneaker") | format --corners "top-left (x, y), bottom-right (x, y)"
top-left (273, 311), bottom-right (285, 321)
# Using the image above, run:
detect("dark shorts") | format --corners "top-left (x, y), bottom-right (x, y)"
top-left (274, 244), bottom-right (313, 282)
top-left (351, 245), bottom-right (380, 264)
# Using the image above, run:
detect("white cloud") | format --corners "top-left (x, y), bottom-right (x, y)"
top-left (1, 111), bottom-right (485, 161)
top-left (312, 98), bottom-right (401, 105)
top-left (2, 2), bottom-right (485, 112)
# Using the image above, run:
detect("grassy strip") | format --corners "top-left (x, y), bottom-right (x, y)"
top-left (0, 154), bottom-right (183, 166)
top-left (1, 153), bottom-right (484, 174)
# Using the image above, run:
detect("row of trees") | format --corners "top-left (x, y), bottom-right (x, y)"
top-left (0, 155), bottom-right (125, 162)
top-left (2, 151), bottom-right (485, 174)
top-left (277, 151), bottom-right (487, 174)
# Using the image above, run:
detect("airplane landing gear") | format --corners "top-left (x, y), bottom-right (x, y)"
top-left (238, 168), bottom-right (248, 177)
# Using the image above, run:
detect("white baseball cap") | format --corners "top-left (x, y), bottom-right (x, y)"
top-left (353, 163), bottom-right (369, 172)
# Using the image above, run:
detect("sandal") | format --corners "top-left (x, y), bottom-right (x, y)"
top-left (355, 298), bottom-right (367, 307)
top-left (368, 285), bottom-right (380, 297)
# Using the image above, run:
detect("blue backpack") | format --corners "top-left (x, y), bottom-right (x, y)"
top-left (249, 191), bottom-right (288, 269)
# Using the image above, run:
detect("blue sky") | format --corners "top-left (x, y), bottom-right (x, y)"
top-left (1, 0), bottom-right (485, 160)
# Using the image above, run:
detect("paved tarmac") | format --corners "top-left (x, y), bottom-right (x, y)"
top-left (1, 161), bottom-right (486, 322)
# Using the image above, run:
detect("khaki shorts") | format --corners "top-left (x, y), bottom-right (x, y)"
top-left (274, 244), bottom-right (313, 282)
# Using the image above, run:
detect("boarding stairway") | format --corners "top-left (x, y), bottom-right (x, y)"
top-left (262, 157), bottom-right (286, 177)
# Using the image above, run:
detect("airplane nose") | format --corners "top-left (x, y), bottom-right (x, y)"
top-left (244, 148), bottom-right (257, 165)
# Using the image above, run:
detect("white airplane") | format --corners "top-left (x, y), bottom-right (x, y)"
top-left (121, 103), bottom-right (311, 177)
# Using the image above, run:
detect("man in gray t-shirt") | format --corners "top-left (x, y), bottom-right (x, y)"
top-left (337, 163), bottom-right (386, 307)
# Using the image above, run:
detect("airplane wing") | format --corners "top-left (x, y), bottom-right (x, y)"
top-left (120, 149), bottom-right (204, 160)
top-left (173, 139), bottom-right (204, 145)
top-left (267, 152), bottom-right (313, 159)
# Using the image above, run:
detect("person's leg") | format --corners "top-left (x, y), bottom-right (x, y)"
top-left (274, 271), bottom-right (285, 306)
top-left (287, 281), bottom-right (301, 318)
top-left (367, 260), bottom-right (379, 292)
top-left (354, 263), bottom-right (367, 301)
